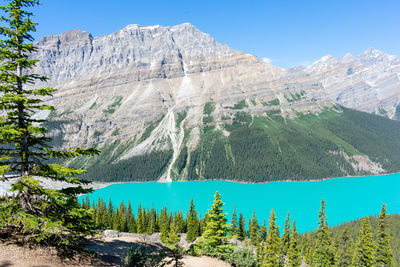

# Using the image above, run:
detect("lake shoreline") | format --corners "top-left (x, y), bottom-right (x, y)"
top-left (1, 172), bottom-right (398, 195)
top-left (89, 171), bottom-right (400, 190)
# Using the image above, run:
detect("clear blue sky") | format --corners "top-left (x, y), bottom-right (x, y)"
top-left (32, 0), bottom-right (400, 68)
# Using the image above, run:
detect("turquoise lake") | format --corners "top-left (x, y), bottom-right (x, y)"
top-left (81, 174), bottom-right (400, 233)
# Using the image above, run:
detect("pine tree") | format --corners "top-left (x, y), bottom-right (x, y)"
top-left (228, 206), bottom-right (239, 238)
top-left (186, 199), bottom-right (199, 242)
top-left (165, 219), bottom-right (182, 267)
top-left (127, 201), bottom-right (132, 232)
top-left (107, 199), bottom-right (114, 229)
top-left (199, 191), bottom-right (231, 256)
top-left (238, 212), bottom-right (247, 241)
top-left (312, 199), bottom-right (334, 266)
top-left (287, 221), bottom-right (302, 267)
top-left (262, 209), bottom-right (281, 267)
top-left (302, 233), bottom-right (313, 265)
top-left (136, 204), bottom-right (144, 233)
top-left (0, 0), bottom-right (99, 244)
top-left (129, 213), bottom-right (136, 233)
top-left (165, 219), bottom-right (181, 249)
top-left (160, 207), bottom-right (170, 243)
top-left (281, 212), bottom-right (292, 256)
top-left (146, 205), bottom-right (156, 234)
top-left (259, 219), bottom-right (267, 242)
top-left (113, 201), bottom-right (126, 232)
top-left (174, 210), bottom-right (185, 233)
top-left (334, 227), bottom-right (353, 267)
top-left (248, 209), bottom-right (260, 245)
top-left (352, 217), bottom-right (375, 267)
top-left (375, 204), bottom-right (393, 266)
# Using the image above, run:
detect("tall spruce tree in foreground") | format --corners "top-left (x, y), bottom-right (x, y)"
top-left (375, 204), bottom-right (393, 266)
top-left (312, 199), bottom-right (334, 266)
top-left (198, 191), bottom-right (232, 256)
top-left (0, 0), bottom-right (99, 245)
top-left (352, 217), bottom-right (375, 267)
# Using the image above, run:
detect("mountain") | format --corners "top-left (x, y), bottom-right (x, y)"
top-left (30, 23), bottom-right (400, 182)
top-left (299, 48), bottom-right (400, 119)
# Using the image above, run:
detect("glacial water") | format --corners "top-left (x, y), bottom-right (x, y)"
top-left (81, 174), bottom-right (400, 233)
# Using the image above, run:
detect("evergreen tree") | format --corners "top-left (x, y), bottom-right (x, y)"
top-left (287, 221), bottom-right (301, 267)
top-left (352, 217), bottom-right (375, 267)
top-left (142, 207), bottom-right (148, 232)
top-left (146, 205), bottom-right (156, 234)
top-left (256, 240), bottom-right (265, 263)
top-left (312, 199), bottom-right (334, 266)
top-left (238, 212), bottom-right (247, 241)
top-left (107, 199), bottom-right (114, 229)
top-left (248, 209), bottom-right (260, 245)
top-left (136, 204), bottom-right (144, 233)
top-left (0, 0), bottom-right (99, 244)
top-left (334, 227), bottom-right (353, 267)
top-left (259, 219), bottom-right (267, 242)
top-left (228, 206), bottom-right (239, 238)
top-left (199, 191), bottom-right (231, 256)
top-left (165, 219), bottom-right (182, 267)
top-left (165, 219), bottom-right (181, 250)
top-left (160, 207), bottom-right (170, 243)
top-left (263, 209), bottom-right (281, 267)
top-left (129, 213), bottom-right (136, 233)
top-left (114, 201), bottom-right (126, 232)
top-left (174, 210), bottom-right (185, 233)
top-left (281, 212), bottom-right (292, 256)
top-left (127, 201), bottom-right (132, 232)
top-left (302, 233), bottom-right (313, 265)
top-left (375, 204), bottom-right (393, 266)
top-left (186, 199), bottom-right (199, 242)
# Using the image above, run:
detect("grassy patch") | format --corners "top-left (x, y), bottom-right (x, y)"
top-left (284, 91), bottom-right (306, 103)
top-left (232, 99), bottom-right (248, 109)
top-left (203, 116), bottom-right (214, 124)
top-left (203, 102), bottom-right (216, 115)
top-left (139, 115), bottom-right (165, 143)
top-left (104, 96), bottom-right (123, 114)
top-left (175, 110), bottom-right (187, 128)
top-left (262, 98), bottom-right (280, 106)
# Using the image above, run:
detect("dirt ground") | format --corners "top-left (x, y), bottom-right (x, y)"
top-left (0, 235), bottom-right (232, 267)
top-left (0, 242), bottom-right (115, 267)
top-left (164, 255), bottom-right (232, 267)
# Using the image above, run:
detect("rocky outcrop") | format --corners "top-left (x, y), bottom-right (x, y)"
top-left (299, 48), bottom-right (400, 119)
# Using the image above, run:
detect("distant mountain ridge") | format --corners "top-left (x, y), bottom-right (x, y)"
top-left (30, 23), bottom-right (400, 182)
top-left (298, 48), bottom-right (400, 119)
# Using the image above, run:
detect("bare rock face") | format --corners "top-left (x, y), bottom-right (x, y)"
top-left (31, 23), bottom-right (326, 152)
top-left (302, 48), bottom-right (400, 119)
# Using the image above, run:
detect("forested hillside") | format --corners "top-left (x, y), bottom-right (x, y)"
top-left (83, 106), bottom-right (400, 182)
top-left (303, 214), bottom-right (400, 266)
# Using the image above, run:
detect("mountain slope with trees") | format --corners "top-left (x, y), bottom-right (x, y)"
top-left (84, 106), bottom-right (400, 182)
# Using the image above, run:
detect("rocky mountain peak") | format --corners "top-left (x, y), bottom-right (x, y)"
top-left (36, 30), bottom-right (92, 47)
top-left (358, 47), bottom-right (399, 66)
